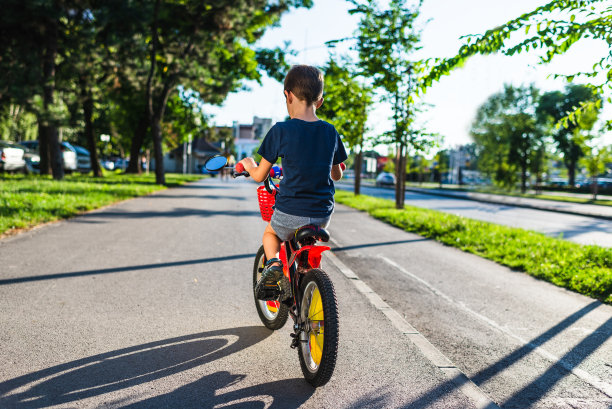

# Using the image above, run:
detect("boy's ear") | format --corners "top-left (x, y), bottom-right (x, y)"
top-left (315, 97), bottom-right (324, 109)
top-left (285, 90), bottom-right (294, 104)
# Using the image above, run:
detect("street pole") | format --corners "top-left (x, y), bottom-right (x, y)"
top-left (182, 141), bottom-right (187, 174)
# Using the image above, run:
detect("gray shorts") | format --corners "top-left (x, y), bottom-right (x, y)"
top-left (270, 208), bottom-right (331, 241)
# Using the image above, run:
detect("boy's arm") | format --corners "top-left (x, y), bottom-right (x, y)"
top-left (331, 163), bottom-right (344, 181)
top-left (239, 157), bottom-right (274, 183)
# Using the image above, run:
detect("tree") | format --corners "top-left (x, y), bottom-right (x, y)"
top-left (0, 0), bottom-right (70, 179)
top-left (471, 84), bottom-right (544, 192)
top-left (317, 57), bottom-right (372, 195)
top-left (537, 84), bottom-right (602, 186)
top-left (141, 0), bottom-right (312, 185)
top-left (434, 149), bottom-right (450, 188)
top-left (423, 0), bottom-right (611, 128)
top-left (581, 142), bottom-right (612, 200)
top-left (348, 0), bottom-right (436, 208)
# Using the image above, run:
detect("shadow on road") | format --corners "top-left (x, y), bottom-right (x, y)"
top-left (332, 238), bottom-right (430, 253)
top-left (0, 253), bottom-right (256, 285)
top-left (147, 194), bottom-right (247, 201)
top-left (402, 300), bottom-right (611, 408)
top-left (78, 208), bottom-right (261, 220)
top-left (122, 372), bottom-right (313, 409)
top-left (0, 326), bottom-right (313, 408)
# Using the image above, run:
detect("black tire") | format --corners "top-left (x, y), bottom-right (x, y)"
top-left (252, 245), bottom-right (289, 330)
top-left (297, 269), bottom-right (339, 387)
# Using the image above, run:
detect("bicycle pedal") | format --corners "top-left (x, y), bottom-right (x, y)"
top-left (255, 285), bottom-right (280, 301)
top-left (290, 338), bottom-right (299, 349)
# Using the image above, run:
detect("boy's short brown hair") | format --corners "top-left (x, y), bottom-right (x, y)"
top-left (283, 65), bottom-right (324, 106)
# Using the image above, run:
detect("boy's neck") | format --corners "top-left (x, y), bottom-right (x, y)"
top-left (289, 102), bottom-right (319, 122)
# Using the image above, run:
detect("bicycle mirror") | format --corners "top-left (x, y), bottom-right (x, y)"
top-left (204, 155), bottom-right (228, 171)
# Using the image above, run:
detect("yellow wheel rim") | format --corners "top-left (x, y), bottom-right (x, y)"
top-left (308, 287), bottom-right (324, 365)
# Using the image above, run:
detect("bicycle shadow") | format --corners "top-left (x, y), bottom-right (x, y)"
top-left (123, 371), bottom-right (313, 408)
top-left (0, 326), bottom-right (314, 408)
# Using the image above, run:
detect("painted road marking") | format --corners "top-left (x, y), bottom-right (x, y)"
top-left (325, 240), bottom-right (500, 409)
top-left (378, 255), bottom-right (612, 399)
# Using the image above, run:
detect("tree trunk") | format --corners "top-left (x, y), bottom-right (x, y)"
top-left (80, 79), bottom-right (102, 177)
top-left (354, 147), bottom-right (362, 196)
top-left (395, 141), bottom-right (406, 209)
top-left (567, 160), bottom-right (576, 188)
top-left (126, 109), bottom-right (148, 174)
top-left (151, 117), bottom-right (165, 184)
top-left (592, 175), bottom-right (598, 201)
top-left (520, 164), bottom-right (527, 193)
top-left (42, 17), bottom-right (63, 180)
top-left (38, 121), bottom-right (51, 175)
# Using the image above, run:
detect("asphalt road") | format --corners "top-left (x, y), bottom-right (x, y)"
top-left (0, 178), bottom-right (474, 409)
top-left (1, 177), bottom-right (610, 408)
top-left (336, 183), bottom-right (612, 247)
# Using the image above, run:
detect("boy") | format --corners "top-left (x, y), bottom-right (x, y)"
top-left (238, 65), bottom-right (347, 301)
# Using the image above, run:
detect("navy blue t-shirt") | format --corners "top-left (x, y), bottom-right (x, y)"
top-left (258, 119), bottom-right (348, 218)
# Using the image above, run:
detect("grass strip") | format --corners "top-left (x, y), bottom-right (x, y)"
top-left (335, 190), bottom-right (612, 304)
top-left (0, 172), bottom-right (203, 236)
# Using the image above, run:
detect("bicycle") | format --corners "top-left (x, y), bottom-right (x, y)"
top-left (204, 155), bottom-right (339, 387)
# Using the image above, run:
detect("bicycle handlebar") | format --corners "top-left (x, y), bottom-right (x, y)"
top-left (232, 162), bottom-right (250, 178)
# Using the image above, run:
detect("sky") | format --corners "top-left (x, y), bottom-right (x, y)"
top-left (204, 0), bottom-right (611, 151)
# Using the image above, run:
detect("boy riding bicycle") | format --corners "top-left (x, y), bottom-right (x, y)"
top-left (238, 64), bottom-right (347, 301)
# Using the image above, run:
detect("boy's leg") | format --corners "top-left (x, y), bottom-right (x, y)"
top-left (263, 223), bottom-right (281, 265)
top-left (256, 223), bottom-right (288, 301)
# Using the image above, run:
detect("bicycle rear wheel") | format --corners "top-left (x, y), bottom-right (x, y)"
top-left (298, 268), bottom-right (339, 387)
top-left (253, 245), bottom-right (289, 330)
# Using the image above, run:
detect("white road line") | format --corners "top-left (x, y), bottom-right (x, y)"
top-left (377, 255), bottom-right (612, 399)
top-left (325, 240), bottom-right (500, 409)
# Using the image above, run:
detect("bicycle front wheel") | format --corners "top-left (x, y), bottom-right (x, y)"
top-left (298, 268), bottom-right (339, 387)
top-left (253, 245), bottom-right (289, 330)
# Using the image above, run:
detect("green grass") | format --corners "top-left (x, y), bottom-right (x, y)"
top-left (0, 172), bottom-right (203, 235)
top-left (335, 191), bottom-right (612, 303)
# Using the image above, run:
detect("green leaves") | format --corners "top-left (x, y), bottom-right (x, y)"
top-left (422, 0), bottom-right (612, 121)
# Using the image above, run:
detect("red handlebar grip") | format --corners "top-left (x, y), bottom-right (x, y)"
top-left (340, 163), bottom-right (346, 171)
top-left (235, 162), bottom-right (245, 173)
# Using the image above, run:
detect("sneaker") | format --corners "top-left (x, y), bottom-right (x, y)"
top-left (255, 259), bottom-right (291, 301)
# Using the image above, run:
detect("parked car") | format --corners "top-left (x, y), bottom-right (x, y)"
top-left (101, 159), bottom-right (115, 170)
top-left (0, 141), bottom-right (26, 173)
top-left (17, 143), bottom-right (41, 173)
top-left (20, 141), bottom-right (78, 172)
top-left (114, 158), bottom-right (130, 171)
top-left (548, 177), bottom-right (568, 188)
top-left (72, 145), bottom-right (92, 172)
top-left (375, 172), bottom-right (396, 187)
top-left (587, 177), bottom-right (612, 189)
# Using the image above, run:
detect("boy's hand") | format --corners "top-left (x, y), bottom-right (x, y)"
top-left (239, 157), bottom-right (258, 172)
top-left (331, 163), bottom-right (344, 181)
top-left (238, 157), bottom-right (274, 183)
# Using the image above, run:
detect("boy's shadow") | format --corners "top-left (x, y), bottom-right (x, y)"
top-left (0, 326), bottom-right (312, 408)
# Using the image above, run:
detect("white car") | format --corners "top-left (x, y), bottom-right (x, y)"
top-left (0, 141), bottom-right (26, 172)
top-left (20, 141), bottom-right (78, 173)
top-left (73, 145), bottom-right (92, 172)
top-left (375, 172), bottom-right (396, 187)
